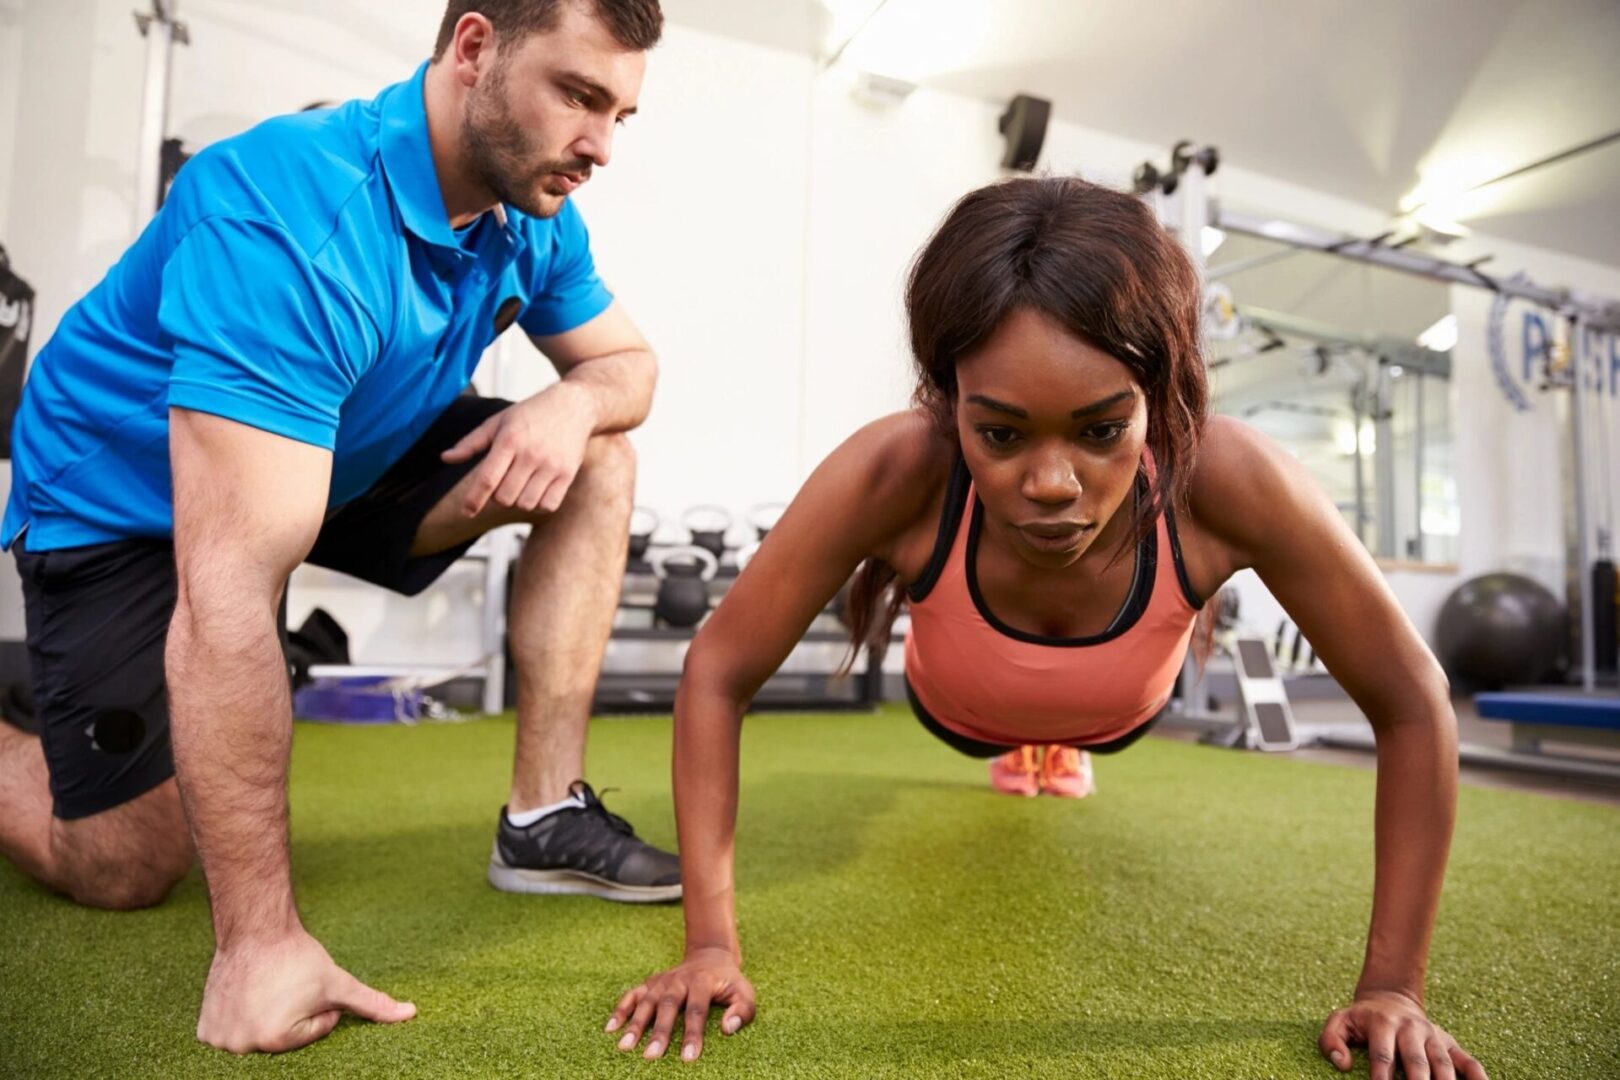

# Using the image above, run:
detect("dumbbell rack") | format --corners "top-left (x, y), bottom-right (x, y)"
top-left (592, 549), bottom-right (882, 713)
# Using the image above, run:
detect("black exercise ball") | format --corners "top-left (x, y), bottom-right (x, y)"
top-left (1434, 572), bottom-right (1565, 688)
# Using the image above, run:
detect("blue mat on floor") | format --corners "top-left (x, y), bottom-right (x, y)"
top-left (1476, 692), bottom-right (1620, 729)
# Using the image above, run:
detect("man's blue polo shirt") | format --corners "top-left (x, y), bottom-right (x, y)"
top-left (2, 62), bottom-right (613, 552)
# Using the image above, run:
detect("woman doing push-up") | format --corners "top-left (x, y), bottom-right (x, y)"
top-left (608, 176), bottom-right (1486, 1080)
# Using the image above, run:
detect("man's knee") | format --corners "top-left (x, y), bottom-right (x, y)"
top-left (68, 858), bottom-right (189, 911)
top-left (51, 783), bottom-right (193, 911)
top-left (581, 432), bottom-right (636, 488)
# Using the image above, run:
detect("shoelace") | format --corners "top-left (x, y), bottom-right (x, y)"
top-left (1000, 745), bottom-right (1041, 775)
top-left (1042, 746), bottom-right (1083, 779)
top-left (570, 780), bottom-right (636, 837)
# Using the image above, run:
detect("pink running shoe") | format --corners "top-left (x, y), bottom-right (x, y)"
top-left (988, 745), bottom-right (1042, 797)
top-left (1039, 746), bottom-right (1095, 798)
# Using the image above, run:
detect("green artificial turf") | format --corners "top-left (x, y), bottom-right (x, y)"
top-left (1, 705), bottom-right (1617, 1079)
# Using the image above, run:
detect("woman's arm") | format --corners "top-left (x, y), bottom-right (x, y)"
top-left (1189, 417), bottom-right (1487, 1080)
top-left (607, 411), bottom-right (948, 1062)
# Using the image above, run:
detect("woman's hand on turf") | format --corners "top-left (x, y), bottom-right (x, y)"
top-left (196, 929), bottom-right (416, 1054)
top-left (606, 947), bottom-right (756, 1062)
top-left (1319, 990), bottom-right (1487, 1080)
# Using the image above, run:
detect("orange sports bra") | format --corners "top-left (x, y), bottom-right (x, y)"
top-left (902, 457), bottom-right (1204, 748)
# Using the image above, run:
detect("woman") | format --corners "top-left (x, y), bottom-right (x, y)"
top-left (607, 176), bottom-right (1486, 1080)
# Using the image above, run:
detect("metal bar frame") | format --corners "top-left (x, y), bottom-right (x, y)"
top-left (1412, 371), bottom-right (1426, 561)
top-left (133, 2), bottom-right (187, 233)
top-left (1237, 305), bottom-right (1452, 377)
top-left (1214, 208), bottom-right (1620, 335)
top-left (1217, 202), bottom-right (1616, 682)
top-left (1374, 366), bottom-right (1397, 558)
top-left (1570, 317), bottom-right (1596, 690)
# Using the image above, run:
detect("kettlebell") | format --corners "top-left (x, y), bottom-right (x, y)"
top-left (746, 501), bottom-right (787, 540)
top-left (652, 545), bottom-right (719, 628)
top-left (628, 506), bottom-right (659, 563)
top-left (682, 505), bottom-right (733, 560)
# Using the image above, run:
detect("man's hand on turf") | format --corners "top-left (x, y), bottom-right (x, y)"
top-left (1319, 990), bottom-right (1487, 1080)
top-left (196, 929), bottom-right (416, 1054)
top-left (441, 383), bottom-right (599, 517)
top-left (607, 947), bottom-right (756, 1062)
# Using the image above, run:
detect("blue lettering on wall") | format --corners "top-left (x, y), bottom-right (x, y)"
top-left (1610, 333), bottom-right (1620, 399)
top-left (1522, 311), bottom-right (1548, 385)
top-left (1491, 301), bottom-right (1618, 410)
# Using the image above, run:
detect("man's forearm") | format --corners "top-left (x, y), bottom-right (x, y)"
top-left (166, 593), bottom-right (300, 948)
top-left (557, 349), bottom-right (657, 433)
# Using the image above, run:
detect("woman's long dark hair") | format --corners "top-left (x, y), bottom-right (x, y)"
top-left (845, 175), bottom-right (1211, 664)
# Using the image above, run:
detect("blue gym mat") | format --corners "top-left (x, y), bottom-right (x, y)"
top-left (1476, 692), bottom-right (1620, 729)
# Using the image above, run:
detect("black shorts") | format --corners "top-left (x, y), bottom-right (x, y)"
top-left (13, 394), bottom-right (512, 820)
top-left (905, 679), bottom-right (1161, 759)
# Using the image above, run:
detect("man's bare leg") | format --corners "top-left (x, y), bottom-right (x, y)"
top-left (0, 722), bottom-right (191, 909)
top-left (0, 723), bottom-right (56, 884)
top-left (411, 432), bottom-right (635, 810)
top-left (413, 430), bottom-right (676, 901)
top-left (504, 433), bottom-right (634, 810)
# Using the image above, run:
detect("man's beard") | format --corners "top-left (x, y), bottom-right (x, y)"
top-left (463, 58), bottom-right (592, 219)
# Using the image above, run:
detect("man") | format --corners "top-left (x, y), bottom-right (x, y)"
top-left (0, 0), bottom-right (673, 1054)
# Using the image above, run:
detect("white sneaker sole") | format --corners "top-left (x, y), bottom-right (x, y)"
top-left (487, 847), bottom-right (682, 903)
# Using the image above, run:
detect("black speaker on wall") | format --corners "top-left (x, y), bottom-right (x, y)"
top-left (998, 93), bottom-right (1051, 172)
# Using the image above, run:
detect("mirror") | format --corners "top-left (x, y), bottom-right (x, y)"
top-left (1206, 231), bottom-right (1458, 566)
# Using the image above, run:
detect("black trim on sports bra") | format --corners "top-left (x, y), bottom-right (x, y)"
top-left (964, 475), bottom-right (1157, 647)
top-left (905, 455), bottom-right (973, 604)
top-left (1162, 504), bottom-right (1206, 610)
top-left (904, 678), bottom-right (1166, 758)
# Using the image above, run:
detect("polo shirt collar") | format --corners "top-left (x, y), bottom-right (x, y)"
top-left (379, 62), bottom-right (459, 253)
top-left (379, 62), bottom-right (531, 267)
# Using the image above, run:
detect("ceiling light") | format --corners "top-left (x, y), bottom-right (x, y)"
top-left (826, 0), bottom-right (994, 83)
top-left (1334, 420), bottom-right (1358, 457)
top-left (1417, 314), bottom-right (1457, 352)
top-left (1412, 208), bottom-right (1471, 243)
top-left (1398, 150), bottom-right (1515, 224)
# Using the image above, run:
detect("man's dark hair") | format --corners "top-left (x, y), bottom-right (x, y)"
top-left (433, 0), bottom-right (662, 60)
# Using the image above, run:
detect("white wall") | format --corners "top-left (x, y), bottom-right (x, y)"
top-left (4, 5), bottom-right (1619, 664)
top-left (0, 0), bottom-right (24, 242)
top-left (568, 24), bottom-right (812, 523)
top-left (1, 0), bottom-right (146, 641)
top-left (1449, 248), bottom-right (1620, 594)
top-left (0, 2), bottom-right (21, 639)
top-left (3, 0), bottom-right (144, 352)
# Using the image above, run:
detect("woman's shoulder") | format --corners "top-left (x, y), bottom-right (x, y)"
top-left (829, 409), bottom-right (958, 577)
top-left (1183, 414), bottom-right (1328, 569)
top-left (853, 408), bottom-right (955, 480)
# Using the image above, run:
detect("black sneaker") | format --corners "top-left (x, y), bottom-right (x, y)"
top-left (488, 781), bottom-right (682, 903)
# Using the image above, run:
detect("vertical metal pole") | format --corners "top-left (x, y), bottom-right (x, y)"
top-left (482, 527), bottom-right (515, 714)
top-left (1179, 162), bottom-right (1208, 274)
top-left (1374, 367), bottom-right (1397, 559)
top-left (1175, 155), bottom-right (1212, 720)
top-left (1570, 316), bottom-right (1596, 690)
top-left (133, 2), bottom-right (183, 234)
top-left (1412, 371), bottom-right (1426, 562)
top-left (1351, 379), bottom-right (1368, 546)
